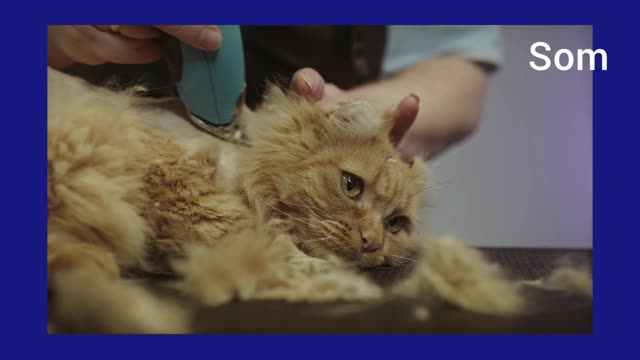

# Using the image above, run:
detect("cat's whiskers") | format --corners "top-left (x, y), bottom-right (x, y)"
top-left (277, 196), bottom-right (335, 224)
top-left (300, 200), bottom-right (335, 222)
top-left (408, 181), bottom-right (449, 198)
top-left (386, 253), bottom-right (416, 264)
top-left (257, 190), bottom-right (344, 254)
top-left (300, 235), bottom-right (333, 253)
top-left (281, 184), bottom-right (337, 222)
top-left (302, 220), bottom-right (350, 254)
top-left (272, 185), bottom-right (348, 251)
top-left (255, 196), bottom-right (324, 232)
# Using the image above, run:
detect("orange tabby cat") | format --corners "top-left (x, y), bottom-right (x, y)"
top-left (47, 66), bottom-right (428, 332)
top-left (47, 67), bottom-right (591, 334)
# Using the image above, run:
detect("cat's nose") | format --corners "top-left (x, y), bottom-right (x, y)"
top-left (361, 234), bottom-right (382, 253)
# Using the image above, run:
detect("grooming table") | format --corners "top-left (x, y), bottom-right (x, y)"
top-left (190, 248), bottom-right (592, 334)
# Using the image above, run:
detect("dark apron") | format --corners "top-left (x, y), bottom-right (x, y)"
top-left (241, 25), bottom-right (387, 107)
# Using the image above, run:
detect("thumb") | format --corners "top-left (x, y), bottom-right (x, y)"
top-left (290, 67), bottom-right (325, 102)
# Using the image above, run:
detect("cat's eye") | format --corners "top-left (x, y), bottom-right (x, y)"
top-left (341, 172), bottom-right (363, 199)
top-left (386, 215), bottom-right (406, 234)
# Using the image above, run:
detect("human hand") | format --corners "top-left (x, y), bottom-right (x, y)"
top-left (289, 67), bottom-right (420, 148)
top-left (290, 56), bottom-right (487, 160)
top-left (47, 25), bottom-right (222, 69)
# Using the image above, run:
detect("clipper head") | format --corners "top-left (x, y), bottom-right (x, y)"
top-left (164, 25), bottom-right (246, 131)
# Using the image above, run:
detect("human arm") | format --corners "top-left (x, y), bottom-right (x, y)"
top-left (290, 55), bottom-right (489, 159)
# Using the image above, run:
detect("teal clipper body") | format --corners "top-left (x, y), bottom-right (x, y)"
top-left (168, 25), bottom-right (245, 129)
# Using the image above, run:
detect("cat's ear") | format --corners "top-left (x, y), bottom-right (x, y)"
top-left (382, 94), bottom-right (420, 143)
top-left (327, 101), bottom-right (385, 137)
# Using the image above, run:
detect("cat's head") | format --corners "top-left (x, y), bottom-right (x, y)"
top-left (243, 86), bottom-right (430, 268)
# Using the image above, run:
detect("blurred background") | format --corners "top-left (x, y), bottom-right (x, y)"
top-left (425, 25), bottom-right (592, 248)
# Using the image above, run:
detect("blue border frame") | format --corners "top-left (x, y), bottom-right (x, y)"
top-left (4, 1), bottom-right (635, 358)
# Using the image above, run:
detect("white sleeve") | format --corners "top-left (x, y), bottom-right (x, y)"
top-left (381, 25), bottom-right (503, 78)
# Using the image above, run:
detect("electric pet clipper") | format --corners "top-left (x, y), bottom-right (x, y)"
top-left (165, 25), bottom-right (247, 143)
